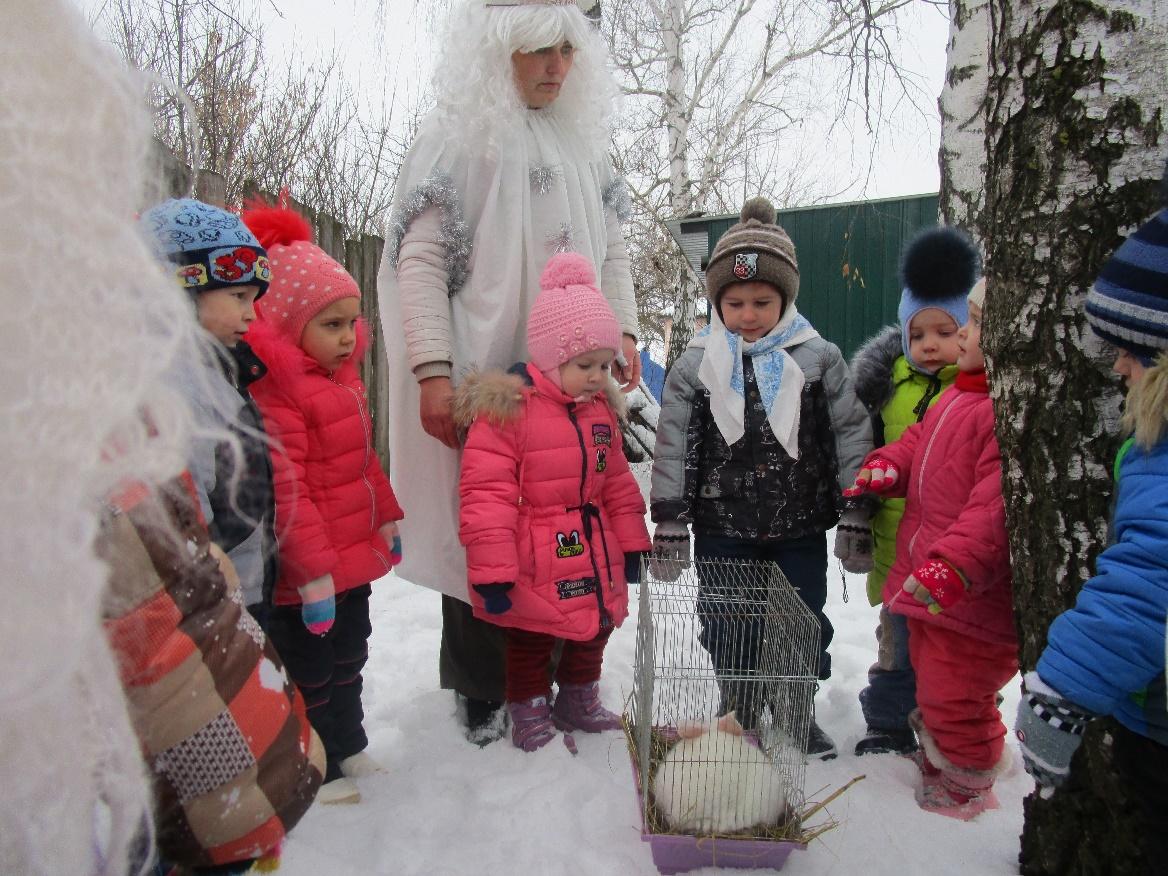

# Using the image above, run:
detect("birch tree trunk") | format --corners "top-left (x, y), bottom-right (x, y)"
top-left (944, 0), bottom-right (1166, 870)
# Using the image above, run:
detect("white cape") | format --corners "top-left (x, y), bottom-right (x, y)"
top-left (377, 110), bottom-right (635, 600)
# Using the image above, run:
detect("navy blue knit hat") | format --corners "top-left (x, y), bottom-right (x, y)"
top-left (1085, 209), bottom-right (1168, 364)
top-left (139, 198), bottom-right (270, 297)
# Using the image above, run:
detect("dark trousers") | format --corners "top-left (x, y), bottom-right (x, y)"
top-left (269, 584), bottom-right (372, 783)
top-left (1113, 723), bottom-right (1168, 856)
top-left (505, 627), bottom-right (611, 702)
top-left (439, 594), bottom-right (507, 702)
top-left (694, 532), bottom-right (833, 682)
top-left (858, 607), bottom-right (917, 731)
top-left (245, 600), bottom-right (270, 632)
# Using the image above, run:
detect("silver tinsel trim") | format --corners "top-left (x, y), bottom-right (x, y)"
top-left (602, 176), bottom-right (632, 223)
top-left (529, 165), bottom-right (561, 196)
top-left (546, 222), bottom-right (577, 254)
top-left (387, 172), bottom-right (471, 297)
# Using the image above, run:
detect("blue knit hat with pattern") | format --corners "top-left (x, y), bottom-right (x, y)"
top-left (139, 198), bottom-right (270, 297)
top-left (1085, 209), bottom-right (1168, 364)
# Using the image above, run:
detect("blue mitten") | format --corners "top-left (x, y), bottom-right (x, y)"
top-left (1014, 671), bottom-right (1092, 789)
top-left (473, 582), bottom-right (514, 615)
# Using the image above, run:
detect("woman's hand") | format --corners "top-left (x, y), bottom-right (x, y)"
top-left (419, 375), bottom-right (459, 449)
top-left (615, 333), bottom-right (641, 393)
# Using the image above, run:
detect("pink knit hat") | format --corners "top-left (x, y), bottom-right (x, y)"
top-left (241, 204), bottom-right (360, 343)
top-left (527, 252), bottom-right (622, 373)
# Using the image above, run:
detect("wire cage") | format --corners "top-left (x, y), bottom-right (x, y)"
top-left (625, 557), bottom-right (821, 873)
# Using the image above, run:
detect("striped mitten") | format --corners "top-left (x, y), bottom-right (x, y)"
top-left (297, 574), bottom-right (335, 635)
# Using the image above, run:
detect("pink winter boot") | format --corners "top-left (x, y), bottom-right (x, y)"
top-left (551, 682), bottom-right (623, 733)
top-left (915, 767), bottom-right (1000, 821)
top-left (508, 696), bottom-right (557, 752)
top-left (910, 712), bottom-right (1002, 821)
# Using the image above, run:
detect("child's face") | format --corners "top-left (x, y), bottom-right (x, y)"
top-left (907, 308), bottom-right (960, 374)
top-left (718, 282), bottom-right (784, 342)
top-left (956, 302), bottom-right (985, 372)
top-left (196, 284), bottom-right (261, 348)
top-left (558, 349), bottom-right (616, 401)
top-left (301, 297), bottom-right (361, 372)
top-left (1112, 348), bottom-right (1148, 389)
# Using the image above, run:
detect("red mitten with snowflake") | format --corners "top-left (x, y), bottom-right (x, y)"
top-left (902, 559), bottom-right (967, 613)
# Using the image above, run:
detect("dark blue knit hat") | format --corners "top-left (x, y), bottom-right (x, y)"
top-left (139, 198), bottom-right (270, 297)
top-left (1085, 209), bottom-right (1168, 364)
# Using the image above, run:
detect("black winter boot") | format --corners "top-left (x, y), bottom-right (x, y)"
top-left (463, 695), bottom-right (506, 747)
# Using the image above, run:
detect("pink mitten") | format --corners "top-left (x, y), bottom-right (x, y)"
top-left (903, 559), bottom-right (966, 613)
top-left (843, 458), bottom-right (900, 497)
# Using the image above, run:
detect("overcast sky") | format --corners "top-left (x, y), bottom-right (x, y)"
top-left (81, 0), bottom-right (952, 203)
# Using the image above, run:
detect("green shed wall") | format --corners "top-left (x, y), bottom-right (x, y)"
top-left (705, 193), bottom-right (939, 361)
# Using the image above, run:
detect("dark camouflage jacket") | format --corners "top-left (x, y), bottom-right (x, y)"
top-left (650, 335), bottom-right (871, 541)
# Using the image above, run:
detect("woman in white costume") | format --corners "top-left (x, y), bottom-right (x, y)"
top-left (377, 0), bottom-right (641, 741)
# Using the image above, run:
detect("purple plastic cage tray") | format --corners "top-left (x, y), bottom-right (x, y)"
top-left (629, 746), bottom-right (806, 874)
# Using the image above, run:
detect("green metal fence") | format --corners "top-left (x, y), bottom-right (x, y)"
top-left (705, 193), bottom-right (939, 361)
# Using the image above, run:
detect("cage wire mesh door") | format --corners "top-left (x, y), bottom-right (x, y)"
top-left (626, 557), bottom-right (820, 873)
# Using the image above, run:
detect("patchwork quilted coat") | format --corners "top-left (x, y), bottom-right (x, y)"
top-left (99, 475), bottom-right (324, 868)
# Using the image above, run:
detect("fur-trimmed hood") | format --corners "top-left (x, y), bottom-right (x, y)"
top-left (244, 316), bottom-right (370, 388)
top-left (453, 362), bottom-right (626, 430)
top-left (849, 325), bottom-right (904, 412)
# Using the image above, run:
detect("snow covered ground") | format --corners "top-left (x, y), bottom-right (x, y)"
top-left (279, 471), bottom-right (1028, 875)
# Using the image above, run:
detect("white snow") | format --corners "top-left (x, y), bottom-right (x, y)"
top-left (277, 507), bottom-right (1028, 875)
top-left (258, 657), bottom-right (286, 693)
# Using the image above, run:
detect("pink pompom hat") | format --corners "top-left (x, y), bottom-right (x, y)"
top-left (527, 252), bottom-right (622, 375)
top-left (241, 203), bottom-right (360, 344)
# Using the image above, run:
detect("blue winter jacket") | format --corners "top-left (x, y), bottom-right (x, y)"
top-left (1037, 438), bottom-right (1168, 745)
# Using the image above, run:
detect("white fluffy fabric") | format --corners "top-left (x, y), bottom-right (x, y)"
top-left (0, 2), bottom-right (210, 872)
top-left (430, 0), bottom-right (620, 155)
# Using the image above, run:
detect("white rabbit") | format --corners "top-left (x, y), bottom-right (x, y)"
top-left (652, 712), bottom-right (788, 834)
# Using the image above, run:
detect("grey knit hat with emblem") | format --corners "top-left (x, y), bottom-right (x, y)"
top-left (705, 197), bottom-right (800, 316)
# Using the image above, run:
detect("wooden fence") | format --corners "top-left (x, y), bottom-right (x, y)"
top-left (152, 146), bottom-right (659, 468)
top-left (154, 148), bottom-right (392, 469)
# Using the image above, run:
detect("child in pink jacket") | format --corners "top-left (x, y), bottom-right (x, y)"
top-left (457, 252), bottom-right (652, 752)
top-left (847, 278), bottom-right (1017, 819)
top-left (242, 204), bottom-right (404, 805)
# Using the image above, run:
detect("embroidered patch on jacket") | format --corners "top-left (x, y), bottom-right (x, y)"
top-left (596, 448), bottom-right (607, 472)
top-left (556, 577), bottom-right (599, 600)
top-left (592, 424), bottom-right (612, 446)
top-left (555, 531), bottom-right (585, 558)
top-left (733, 252), bottom-right (759, 280)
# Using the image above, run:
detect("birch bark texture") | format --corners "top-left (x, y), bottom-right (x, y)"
top-left (942, 0), bottom-right (1165, 871)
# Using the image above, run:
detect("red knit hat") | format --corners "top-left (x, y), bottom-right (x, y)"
top-left (527, 252), bottom-right (622, 373)
top-left (241, 204), bottom-right (360, 343)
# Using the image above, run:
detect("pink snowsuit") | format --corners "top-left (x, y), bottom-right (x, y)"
top-left (458, 364), bottom-right (652, 642)
top-left (869, 368), bottom-right (1018, 774)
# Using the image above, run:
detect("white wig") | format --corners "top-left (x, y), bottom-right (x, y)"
top-left (431, 0), bottom-right (620, 155)
top-left (1, 1), bottom-right (213, 872)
